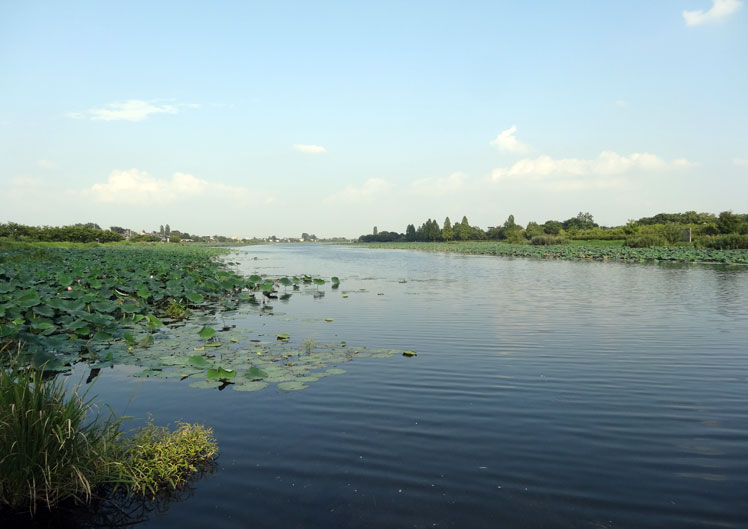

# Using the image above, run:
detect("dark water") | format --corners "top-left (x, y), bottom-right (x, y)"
top-left (27, 245), bottom-right (748, 528)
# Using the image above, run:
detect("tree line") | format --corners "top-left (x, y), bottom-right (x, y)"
top-left (358, 210), bottom-right (748, 247)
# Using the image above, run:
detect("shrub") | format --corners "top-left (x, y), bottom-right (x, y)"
top-left (122, 420), bottom-right (218, 499)
top-left (697, 234), bottom-right (748, 250)
top-left (530, 235), bottom-right (567, 246)
top-left (625, 234), bottom-right (667, 248)
top-left (0, 364), bottom-right (123, 514)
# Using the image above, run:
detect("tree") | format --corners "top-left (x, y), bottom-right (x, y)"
top-left (717, 211), bottom-right (738, 234)
top-left (526, 221), bottom-right (544, 239)
top-left (442, 217), bottom-right (453, 241)
top-left (109, 226), bottom-right (126, 235)
top-left (543, 220), bottom-right (562, 235)
top-left (373, 226), bottom-right (378, 236)
top-left (159, 225), bottom-right (165, 237)
top-left (405, 224), bottom-right (416, 241)
top-left (454, 217), bottom-right (470, 240)
top-left (165, 224), bottom-right (171, 237)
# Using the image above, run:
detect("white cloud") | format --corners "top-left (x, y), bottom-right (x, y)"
top-left (490, 151), bottom-right (692, 191)
top-left (87, 169), bottom-right (249, 205)
top-left (37, 159), bottom-right (57, 169)
top-left (683, 0), bottom-right (742, 26)
top-left (734, 158), bottom-right (748, 167)
top-left (490, 125), bottom-right (530, 154)
top-left (412, 171), bottom-right (467, 196)
top-left (325, 178), bottom-right (391, 204)
top-left (68, 100), bottom-right (179, 122)
top-left (293, 144), bottom-right (328, 154)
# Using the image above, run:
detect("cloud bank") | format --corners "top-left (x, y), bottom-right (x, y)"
top-left (683, 0), bottom-right (742, 26)
top-left (490, 151), bottom-right (692, 191)
top-left (88, 169), bottom-right (248, 204)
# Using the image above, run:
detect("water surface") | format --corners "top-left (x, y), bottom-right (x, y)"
top-left (28, 245), bottom-right (748, 528)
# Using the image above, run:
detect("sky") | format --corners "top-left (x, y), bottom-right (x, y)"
top-left (1, 0), bottom-right (747, 238)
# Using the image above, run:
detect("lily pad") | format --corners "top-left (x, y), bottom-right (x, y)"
top-left (277, 381), bottom-right (309, 391)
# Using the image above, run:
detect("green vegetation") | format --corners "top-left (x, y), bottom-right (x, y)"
top-left (0, 361), bottom-right (123, 514)
top-left (358, 210), bottom-right (748, 254)
top-left (122, 420), bottom-right (217, 499)
top-left (0, 245), bottom-right (341, 364)
top-left (352, 241), bottom-right (748, 264)
top-left (0, 359), bottom-right (218, 516)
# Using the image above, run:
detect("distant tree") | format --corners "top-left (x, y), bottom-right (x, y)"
top-left (525, 221), bottom-right (544, 239)
top-left (373, 226), bottom-right (378, 236)
top-left (159, 225), bottom-right (165, 237)
top-left (302, 232), bottom-right (310, 240)
top-left (442, 217), bottom-right (453, 241)
top-left (563, 212), bottom-right (597, 231)
top-left (165, 224), bottom-right (171, 237)
top-left (454, 218), bottom-right (470, 240)
top-left (543, 220), bottom-right (562, 235)
top-left (109, 226), bottom-right (126, 235)
top-left (717, 211), bottom-right (739, 234)
top-left (405, 224), bottom-right (416, 241)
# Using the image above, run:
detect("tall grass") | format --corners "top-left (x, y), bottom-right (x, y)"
top-left (0, 362), bottom-right (124, 514)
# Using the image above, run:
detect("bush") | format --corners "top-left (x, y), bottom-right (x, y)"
top-left (0, 363), bottom-right (123, 514)
top-left (122, 421), bottom-right (218, 498)
top-left (697, 234), bottom-right (748, 250)
top-left (530, 235), bottom-right (567, 245)
top-left (625, 234), bottom-right (667, 248)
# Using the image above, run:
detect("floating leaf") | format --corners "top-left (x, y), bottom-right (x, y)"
top-left (206, 367), bottom-right (236, 380)
top-left (402, 350), bottom-right (417, 357)
top-left (186, 292), bottom-right (204, 304)
top-left (198, 326), bottom-right (216, 340)
top-left (277, 381), bottom-right (309, 391)
top-left (276, 333), bottom-right (290, 341)
top-left (245, 366), bottom-right (268, 380)
top-left (188, 355), bottom-right (212, 369)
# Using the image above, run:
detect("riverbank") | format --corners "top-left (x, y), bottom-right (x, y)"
top-left (350, 240), bottom-right (748, 264)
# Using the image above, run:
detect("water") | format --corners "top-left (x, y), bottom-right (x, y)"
top-left (20, 245), bottom-right (748, 528)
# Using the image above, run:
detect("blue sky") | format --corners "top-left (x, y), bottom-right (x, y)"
top-left (1, 0), bottom-right (746, 238)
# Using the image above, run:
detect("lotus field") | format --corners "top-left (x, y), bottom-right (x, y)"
top-left (1, 245), bottom-right (414, 392)
top-left (354, 241), bottom-right (748, 264)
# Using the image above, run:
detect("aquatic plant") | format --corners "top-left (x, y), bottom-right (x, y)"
top-left (0, 361), bottom-right (123, 514)
top-left (121, 420), bottom-right (218, 499)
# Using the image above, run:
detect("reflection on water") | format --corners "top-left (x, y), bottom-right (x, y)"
top-left (11, 245), bottom-right (748, 528)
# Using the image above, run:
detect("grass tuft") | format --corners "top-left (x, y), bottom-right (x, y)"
top-left (0, 362), bottom-right (123, 514)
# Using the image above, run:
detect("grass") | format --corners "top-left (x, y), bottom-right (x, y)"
top-left (122, 420), bottom-right (218, 499)
top-left (0, 359), bottom-right (123, 514)
top-left (0, 354), bottom-right (219, 516)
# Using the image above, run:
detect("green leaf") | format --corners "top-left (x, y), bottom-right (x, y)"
top-left (122, 332), bottom-right (137, 345)
top-left (93, 331), bottom-right (113, 341)
top-left (276, 333), bottom-right (290, 341)
top-left (244, 366), bottom-right (268, 380)
top-left (402, 350), bottom-right (417, 357)
top-left (188, 355), bottom-right (212, 369)
top-left (32, 305), bottom-right (56, 318)
top-left (198, 326), bottom-right (216, 340)
top-left (137, 286), bottom-right (150, 299)
top-left (30, 320), bottom-right (56, 331)
top-left (186, 292), bottom-right (204, 304)
top-left (145, 314), bottom-right (163, 328)
top-left (206, 366), bottom-right (236, 380)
